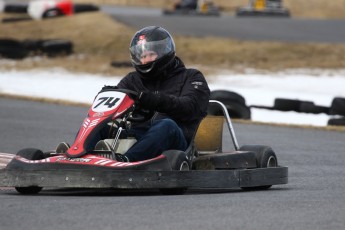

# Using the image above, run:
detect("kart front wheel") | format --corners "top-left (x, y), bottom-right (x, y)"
top-left (160, 151), bottom-right (190, 195)
top-left (16, 148), bottom-right (45, 160)
top-left (15, 148), bottom-right (44, 194)
top-left (15, 186), bottom-right (42, 195)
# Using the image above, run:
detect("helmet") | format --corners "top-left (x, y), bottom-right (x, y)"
top-left (129, 26), bottom-right (176, 78)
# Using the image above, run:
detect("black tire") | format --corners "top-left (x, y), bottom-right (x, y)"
top-left (210, 90), bottom-right (246, 105)
top-left (239, 145), bottom-right (278, 190)
top-left (273, 98), bottom-right (301, 112)
top-left (327, 117), bottom-right (345, 126)
top-left (73, 4), bottom-right (99, 13)
top-left (16, 148), bottom-right (45, 160)
top-left (299, 101), bottom-right (329, 114)
top-left (110, 61), bottom-right (133, 68)
top-left (21, 39), bottom-right (44, 54)
top-left (1, 16), bottom-right (32, 23)
top-left (0, 39), bottom-right (28, 59)
top-left (329, 97), bottom-right (345, 116)
top-left (15, 186), bottom-right (42, 195)
top-left (15, 148), bottom-right (44, 194)
top-left (160, 151), bottom-right (190, 195)
top-left (41, 39), bottom-right (73, 57)
top-left (208, 100), bottom-right (251, 119)
top-left (4, 4), bottom-right (28, 13)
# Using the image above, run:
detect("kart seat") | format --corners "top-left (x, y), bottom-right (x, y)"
top-left (194, 115), bottom-right (223, 154)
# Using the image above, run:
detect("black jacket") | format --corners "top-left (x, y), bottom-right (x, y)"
top-left (117, 57), bottom-right (210, 143)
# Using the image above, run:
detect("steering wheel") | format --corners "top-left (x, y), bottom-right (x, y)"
top-left (101, 87), bottom-right (154, 123)
top-left (127, 106), bottom-right (154, 122)
top-left (101, 87), bottom-right (138, 99)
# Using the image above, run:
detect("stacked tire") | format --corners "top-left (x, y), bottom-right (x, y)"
top-left (0, 39), bottom-right (28, 59)
top-left (273, 98), bottom-right (329, 114)
top-left (208, 90), bottom-right (251, 119)
top-left (328, 97), bottom-right (345, 126)
top-left (0, 38), bottom-right (73, 59)
top-left (272, 97), bottom-right (345, 126)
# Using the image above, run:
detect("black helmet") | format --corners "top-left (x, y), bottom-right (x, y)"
top-left (129, 26), bottom-right (176, 78)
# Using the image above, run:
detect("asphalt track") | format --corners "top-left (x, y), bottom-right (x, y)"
top-left (102, 6), bottom-right (345, 43)
top-left (1, 97), bottom-right (345, 230)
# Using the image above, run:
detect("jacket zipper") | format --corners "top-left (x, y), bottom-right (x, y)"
top-left (150, 90), bottom-right (159, 125)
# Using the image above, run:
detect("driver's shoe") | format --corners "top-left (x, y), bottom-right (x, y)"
top-left (56, 142), bottom-right (70, 153)
top-left (115, 153), bottom-right (129, 162)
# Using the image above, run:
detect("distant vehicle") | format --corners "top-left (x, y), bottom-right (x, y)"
top-left (163, 0), bottom-right (220, 17)
top-left (236, 0), bottom-right (290, 17)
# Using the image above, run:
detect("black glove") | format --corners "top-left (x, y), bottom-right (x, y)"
top-left (138, 91), bottom-right (161, 110)
top-left (101, 85), bottom-right (118, 91)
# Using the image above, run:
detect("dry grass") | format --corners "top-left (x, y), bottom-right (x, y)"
top-left (0, 12), bottom-right (345, 75)
top-left (175, 37), bottom-right (345, 71)
top-left (1, 11), bottom-right (345, 76)
top-left (0, 12), bottom-right (135, 75)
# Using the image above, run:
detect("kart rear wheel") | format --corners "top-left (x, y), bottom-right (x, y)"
top-left (15, 148), bottom-right (44, 194)
top-left (160, 151), bottom-right (190, 195)
top-left (239, 145), bottom-right (278, 190)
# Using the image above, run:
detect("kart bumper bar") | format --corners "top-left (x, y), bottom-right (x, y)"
top-left (0, 167), bottom-right (287, 189)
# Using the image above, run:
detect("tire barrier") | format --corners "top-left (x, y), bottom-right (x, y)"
top-left (0, 38), bottom-right (73, 59)
top-left (329, 97), bottom-right (345, 116)
top-left (211, 90), bottom-right (345, 126)
top-left (41, 39), bottom-right (73, 56)
top-left (0, 39), bottom-right (28, 59)
top-left (1, 16), bottom-right (32, 23)
top-left (3, 3), bottom-right (28, 13)
top-left (73, 4), bottom-right (99, 13)
top-left (299, 101), bottom-right (329, 114)
top-left (28, 0), bottom-right (73, 20)
top-left (327, 117), bottom-right (345, 126)
top-left (1, 1), bottom-right (99, 20)
top-left (210, 90), bottom-right (246, 105)
top-left (273, 98), bottom-right (302, 112)
top-left (208, 101), bottom-right (251, 119)
top-left (110, 61), bottom-right (133, 68)
top-left (208, 91), bottom-right (251, 119)
top-left (251, 100), bottom-right (329, 114)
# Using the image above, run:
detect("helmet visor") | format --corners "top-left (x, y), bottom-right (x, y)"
top-left (130, 37), bottom-right (175, 65)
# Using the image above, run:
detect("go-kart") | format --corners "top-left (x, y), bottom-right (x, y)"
top-left (162, 1), bottom-right (220, 17)
top-left (236, 0), bottom-right (290, 17)
top-left (0, 88), bottom-right (288, 195)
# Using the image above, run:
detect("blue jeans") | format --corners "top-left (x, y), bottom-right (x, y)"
top-left (124, 119), bottom-right (188, 162)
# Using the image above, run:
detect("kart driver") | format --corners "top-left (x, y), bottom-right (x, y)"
top-left (103, 26), bottom-right (210, 162)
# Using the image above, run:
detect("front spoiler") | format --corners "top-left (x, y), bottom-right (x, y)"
top-left (0, 167), bottom-right (288, 189)
top-left (236, 8), bottom-right (290, 17)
